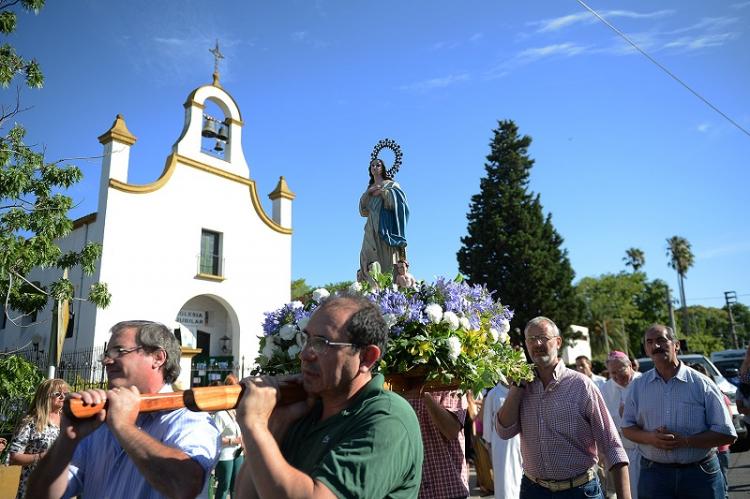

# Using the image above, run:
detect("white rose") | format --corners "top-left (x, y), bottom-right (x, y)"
top-left (497, 318), bottom-right (511, 336)
top-left (297, 317), bottom-right (310, 331)
top-left (279, 323), bottom-right (297, 341)
top-left (459, 316), bottom-right (471, 331)
top-left (295, 331), bottom-right (305, 348)
top-left (425, 303), bottom-right (443, 324)
top-left (291, 300), bottom-right (304, 309)
top-left (349, 281), bottom-right (363, 293)
top-left (262, 339), bottom-right (278, 360)
top-left (447, 336), bottom-right (462, 360)
top-left (499, 331), bottom-right (510, 344)
top-left (442, 311), bottom-right (460, 331)
top-left (312, 288), bottom-right (330, 303)
top-left (383, 313), bottom-right (398, 329)
top-left (287, 344), bottom-right (301, 359)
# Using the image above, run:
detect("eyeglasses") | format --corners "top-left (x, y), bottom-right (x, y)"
top-left (299, 331), bottom-right (359, 355)
top-left (99, 346), bottom-right (144, 363)
top-left (50, 391), bottom-right (68, 399)
top-left (525, 335), bottom-right (557, 345)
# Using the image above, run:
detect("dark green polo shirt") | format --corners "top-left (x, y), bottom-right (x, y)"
top-left (281, 373), bottom-right (423, 498)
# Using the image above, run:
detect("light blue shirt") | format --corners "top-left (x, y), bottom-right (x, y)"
top-left (622, 362), bottom-right (736, 464)
top-left (64, 408), bottom-right (220, 498)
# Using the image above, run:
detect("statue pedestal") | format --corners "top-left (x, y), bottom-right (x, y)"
top-left (176, 347), bottom-right (202, 390)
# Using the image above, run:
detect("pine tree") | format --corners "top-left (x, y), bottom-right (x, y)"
top-left (457, 120), bottom-right (580, 341)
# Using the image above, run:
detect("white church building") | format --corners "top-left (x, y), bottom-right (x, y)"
top-left (0, 71), bottom-right (294, 388)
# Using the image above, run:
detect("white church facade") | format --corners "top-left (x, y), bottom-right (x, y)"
top-left (0, 74), bottom-right (294, 387)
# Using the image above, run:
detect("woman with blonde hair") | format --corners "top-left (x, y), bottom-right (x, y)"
top-left (8, 378), bottom-right (69, 499)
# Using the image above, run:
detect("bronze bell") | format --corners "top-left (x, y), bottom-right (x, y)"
top-left (213, 139), bottom-right (224, 152)
top-left (215, 124), bottom-right (229, 142)
top-left (202, 118), bottom-right (218, 138)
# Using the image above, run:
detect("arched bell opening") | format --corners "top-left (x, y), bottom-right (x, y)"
top-left (200, 99), bottom-right (230, 160)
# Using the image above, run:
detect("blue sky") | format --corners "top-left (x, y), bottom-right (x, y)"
top-left (7, 0), bottom-right (749, 309)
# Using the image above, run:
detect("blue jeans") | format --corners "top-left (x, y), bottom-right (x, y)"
top-left (638, 455), bottom-right (725, 499)
top-left (520, 475), bottom-right (604, 499)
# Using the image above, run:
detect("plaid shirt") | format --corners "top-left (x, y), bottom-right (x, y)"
top-left (405, 390), bottom-right (469, 499)
top-left (497, 360), bottom-right (628, 481)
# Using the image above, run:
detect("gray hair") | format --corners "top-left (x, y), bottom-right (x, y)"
top-left (110, 320), bottom-right (181, 383)
top-left (644, 323), bottom-right (677, 343)
top-left (524, 316), bottom-right (560, 337)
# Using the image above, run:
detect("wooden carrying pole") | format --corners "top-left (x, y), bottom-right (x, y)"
top-left (64, 382), bottom-right (307, 420)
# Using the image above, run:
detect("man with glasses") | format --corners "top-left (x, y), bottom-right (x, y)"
top-left (497, 316), bottom-right (631, 499)
top-left (622, 324), bottom-right (736, 499)
top-left (28, 320), bottom-right (220, 498)
top-left (235, 293), bottom-right (424, 498)
top-left (602, 351), bottom-right (642, 499)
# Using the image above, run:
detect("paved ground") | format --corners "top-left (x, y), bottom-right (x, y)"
top-left (467, 448), bottom-right (750, 498)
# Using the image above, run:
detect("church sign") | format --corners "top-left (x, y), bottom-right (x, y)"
top-left (176, 310), bottom-right (205, 326)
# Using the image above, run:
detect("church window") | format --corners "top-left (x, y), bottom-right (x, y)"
top-left (200, 229), bottom-right (223, 276)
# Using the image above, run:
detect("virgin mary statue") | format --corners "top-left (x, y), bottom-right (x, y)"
top-left (359, 158), bottom-right (409, 278)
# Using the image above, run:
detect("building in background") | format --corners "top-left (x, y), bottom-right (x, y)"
top-left (0, 70), bottom-right (295, 388)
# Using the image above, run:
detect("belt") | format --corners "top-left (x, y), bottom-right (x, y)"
top-left (524, 466), bottom-right (597, 492)
top-left (641, 452), bottom-right (716, 469)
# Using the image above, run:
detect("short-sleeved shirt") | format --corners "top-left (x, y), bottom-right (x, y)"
top-left (64, 408), bottom-right (220, 498)
top-left (404, 390), bottom-right (468, 499)
top-left (622, 362), bottom-right (736, 464)
top-left (281, 373), bottom-right (423, 498)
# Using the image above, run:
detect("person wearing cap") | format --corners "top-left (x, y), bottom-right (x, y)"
top-left (622, 324), bottom-right (736, 499)
top-left (601, 351), bottom-right (642, 499)
top-left (497, 316), bottom-right (631, 499)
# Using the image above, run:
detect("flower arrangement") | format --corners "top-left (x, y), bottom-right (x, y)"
top-left (254, 271), bottom-right (534, 394)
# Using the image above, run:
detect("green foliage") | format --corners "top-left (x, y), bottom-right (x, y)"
top-left (683, 331), bottom-right (723, 356)
top-left (623, 247), bottom-right (645, 272)
top-left (0, 0), bottom-right (110, 318)
top-left (576, 272), bottom-right (670, 357)
top-left (685, 303), bottom-right (749, 349)
top-left (457, 120), bottom-right (581, 342)
top-left (0, 354), bottom-right (43, 445)
top-left (319, 279), bottom-right (355, 294)
top-left (290, 278), bottom-right (311, 301)
top-left (0, 354), bottom-right (42, 399)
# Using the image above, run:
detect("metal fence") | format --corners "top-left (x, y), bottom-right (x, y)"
top-left (15, 344), bottom-right (108, 391)
top-left (1, 345), bottom-right (108, 453)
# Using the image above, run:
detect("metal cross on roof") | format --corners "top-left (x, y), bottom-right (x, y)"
top-left (209, 39), bottom-right (224, 78)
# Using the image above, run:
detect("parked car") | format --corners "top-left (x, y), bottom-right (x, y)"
top-left (711, 349), bottom-right (746, 387)
top-left (636, 354), bottom-right (748, 449)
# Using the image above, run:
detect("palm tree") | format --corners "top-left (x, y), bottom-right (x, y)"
top-left (666, 236), bottom-right (694, 334)
top-left (623, 247), bottom-right (645, 272)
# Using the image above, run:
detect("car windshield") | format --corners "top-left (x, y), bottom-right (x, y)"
top-left (714, 359), bottom-right (742, 377)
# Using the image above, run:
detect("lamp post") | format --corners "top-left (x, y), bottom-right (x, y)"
top-left (725, 291), bottom-right (739, 349)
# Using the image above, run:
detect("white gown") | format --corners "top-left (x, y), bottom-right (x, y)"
top-left (483, 383), bottom-right (523, 499)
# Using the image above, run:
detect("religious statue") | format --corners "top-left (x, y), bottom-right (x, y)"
top-left (359, 139), bottom-right (409, 279)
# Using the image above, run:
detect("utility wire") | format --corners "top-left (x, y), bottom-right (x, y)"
top-left (576, 0), bottom-right (750, 138)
